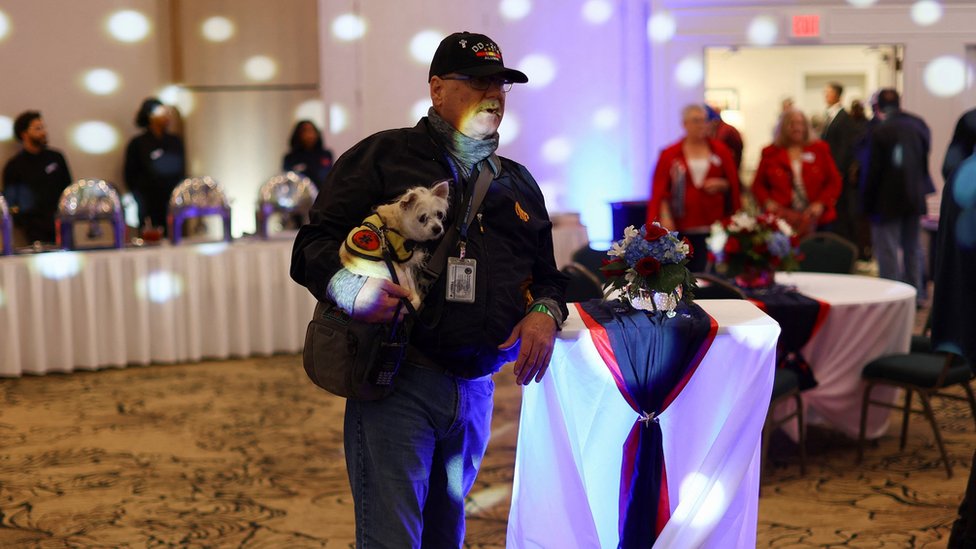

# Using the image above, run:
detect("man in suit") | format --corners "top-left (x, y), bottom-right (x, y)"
top-left (821, 82), bottom-right (865, 255)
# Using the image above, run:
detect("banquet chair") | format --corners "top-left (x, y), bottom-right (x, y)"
top-left (762, 368), bottom-right (807, 481)
top-left (910, 310), bottom-right (933, 354)
top-left (560, 262), bottom-right (604, 302)
top-left (570, 245), bottom-right (610, 284)
top-left (693, 272), bottom-right (746, 300)
top-left (856, 352), bottom-right (976, 478)
top-left (798, 232), bottom-right (858, 274)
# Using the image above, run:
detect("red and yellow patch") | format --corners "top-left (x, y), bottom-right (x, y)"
top-left (351, 229), bottom-right (380, 251)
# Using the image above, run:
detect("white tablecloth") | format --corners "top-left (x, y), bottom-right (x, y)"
top-left (508, 299), bottom-right (781, 549)
top-left (774, 272), bottom-right (916, 439)
top-left (0, 239), bottom-right (316, 376)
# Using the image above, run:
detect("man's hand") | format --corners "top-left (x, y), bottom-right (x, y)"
top-left (351, 277), bottom-right (412, 323)
top-left (498, 312), bottom-right (557, 385)
top-left (702, 177), bottom-right (729, 194)
top-left (804, 202), bottom-right (825, 219)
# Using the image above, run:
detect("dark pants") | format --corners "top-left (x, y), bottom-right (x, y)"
top-left (344, 362), bottom-right (494, 548)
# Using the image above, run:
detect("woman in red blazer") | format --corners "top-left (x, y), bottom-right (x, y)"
top-left (647, 104), bottom-right (741, 272)
top-left (751, 109), bottom-right (842, 237)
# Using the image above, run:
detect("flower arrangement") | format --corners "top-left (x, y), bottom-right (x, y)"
top-left (711, 211), bottom-right (802, 288)
top-left (600, 223), bottom-right (696, 316)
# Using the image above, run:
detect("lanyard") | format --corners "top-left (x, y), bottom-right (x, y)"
top-left (443, 154), bottom-right (486, 258)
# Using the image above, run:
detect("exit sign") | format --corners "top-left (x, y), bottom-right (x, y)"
top-left (791, 14), bottom-right (821, 38)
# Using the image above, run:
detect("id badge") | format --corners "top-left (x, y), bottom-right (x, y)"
top-left (446, 257), bottom-right (477, 303)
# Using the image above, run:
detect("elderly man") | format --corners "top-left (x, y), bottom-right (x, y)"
top-left (291, 31), bottom-right (567, 547)
top-left (2, 110), bottom-right (72, 244)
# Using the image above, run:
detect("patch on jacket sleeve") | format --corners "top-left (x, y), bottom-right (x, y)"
top-left (514, 201), bottom-right (529, 222)
top-left (351, 229), bottom-right (380, 251)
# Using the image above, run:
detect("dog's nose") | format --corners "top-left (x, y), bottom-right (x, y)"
top-left (432, 225), bottom-right (442, 235)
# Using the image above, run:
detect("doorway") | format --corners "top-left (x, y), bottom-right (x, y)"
top-left (704, 44), bottom-right (903, 182)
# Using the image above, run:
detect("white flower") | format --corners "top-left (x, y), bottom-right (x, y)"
top-left (776, 218), bottom-right (794, 236)
top-left (677, 240), bottom-right (690, 255)
top-left (609, 240), bottom-right (628, 257)
top-left (729, 211), bottom-right (755, 232)
top-left (624, 270), bottom-right (638, 283)
top-left (624, 225), bottom-right (639, 240)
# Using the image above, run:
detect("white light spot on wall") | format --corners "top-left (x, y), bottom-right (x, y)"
top-left (924, 56), bottom-right (968, 97)
top-left (582, 0), bottom-right (613, 24)
top-left (410, 30), bottom-right (443, 64)
top-left (911, 1), bottom-right (943, 26)
top-left (518, 54), bottom-right (557, 89)
top-left (542, 136), bottom-right (573, 164)
top-left (202, 16), bottom-right (235, 42)
top-left (720, 109), bottom-right (745, 128)
top-left (592, 106), bottom-right (620, 130)
top-left (500, 0), bottom-right (531, 20)
top-left (498, 112), bottom-right (520, 147)
top-left (747, 16), bottom-right (778, 46)
top-left (330, 104), bottom-right (349, 134)
top-left (332, 13), bottom-right (366, 41)
top-left (83, 68), bottom-right (120, 95)
top-left (847, 0), bottom-right (878, 6)
top-left (72, 121), bottom-right (119, 154)
top-left (244, 55), bottom-right (277, 81)
top-left (411, 99), bottom-right (430, 123)
top-left (647, 12), bottom-right (676, 43)
top-left (674, 55), bottom-right (704, 88)
top-left (106, 10), bottom-right (150, 43)
top-left (32, 252), bottom-right (83, 280)
top-left (0, 116), bottom-right (13, 141)
top-left (294, 99), bottom-right (326, 128)
top-left (0, 10), bottom-right (10, 41)
top-left (136, 271), bottom-right (184, 303)
top-left (158, 84), bottom-right (195, 116)
top-left (676, 473), bottom-right (727, 528)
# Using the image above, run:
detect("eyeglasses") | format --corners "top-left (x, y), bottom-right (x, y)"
top-left (439, 75), bottom-right (514, 92)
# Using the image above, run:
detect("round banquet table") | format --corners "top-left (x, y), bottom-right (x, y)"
top-left (773, 272), bottom-right (917, 440)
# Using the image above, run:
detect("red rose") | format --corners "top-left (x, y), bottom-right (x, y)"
top-left (644, 224), bottom-right (669, 241)
top-left (753, 242), bottom-right (768, 255)
top-left (724, 237), bottom-right (741, 254)
top-left (790, 235), bottom-right (800, 247)
top-left (682, 237), bottom-right (694, 257)
top-left (635, 256), bottom-right (661, 276)
top-left (770, 256), bottom-right (782, 267)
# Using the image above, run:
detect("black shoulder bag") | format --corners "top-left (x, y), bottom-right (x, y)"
top-left (302, 157), bottom-right (497, 400)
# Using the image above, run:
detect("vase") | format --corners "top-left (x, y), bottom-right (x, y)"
top-left (734, 266), bottom-right (775, 289)
top-left (626, 285), bottom-right (683, 318)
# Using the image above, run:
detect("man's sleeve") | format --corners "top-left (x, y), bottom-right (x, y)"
top-left (515, 164), bottom-right (569, 321)
top-left (290, 138), bottom-right (384, 302)
top-left (943, 110), bottom-right (976, 183)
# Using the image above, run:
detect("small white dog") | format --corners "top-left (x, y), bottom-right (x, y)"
top-left (340, 181), bottom-right (451, 309)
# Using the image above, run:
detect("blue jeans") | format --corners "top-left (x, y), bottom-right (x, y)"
top-left (344, 362), bottom-right (495, 548)
top-left (871, 215), bottom-right (921, 294)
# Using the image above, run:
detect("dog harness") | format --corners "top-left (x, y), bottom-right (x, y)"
top-left (344, 213), bottom-right (415, 263)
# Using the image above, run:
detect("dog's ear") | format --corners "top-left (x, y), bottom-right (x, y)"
top-left (399, 189), bottom-right (418, 210)
top-left (431, 180), bottom-right (450, 200)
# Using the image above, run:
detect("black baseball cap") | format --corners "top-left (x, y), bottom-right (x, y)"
top-left (428, 31), bottom-right (528, 84)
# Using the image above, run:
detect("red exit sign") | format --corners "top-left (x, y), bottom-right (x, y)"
top-left (791, 14), bottom-right (821, 38)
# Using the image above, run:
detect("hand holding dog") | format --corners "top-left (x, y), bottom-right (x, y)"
top-left (352, 277), bottom-right (412, 323)
top-left (499, 312), bottom-right (557, 385)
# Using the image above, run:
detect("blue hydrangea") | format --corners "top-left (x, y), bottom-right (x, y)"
top-left (767, 232), bottom-right (793, 258)
top-left (620, 227), bottom-right (687, 267)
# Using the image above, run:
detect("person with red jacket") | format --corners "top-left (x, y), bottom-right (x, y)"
top-left (647, 104), bottom-right (740, 272)
top-left (752, 109), bottom-right (842, 237)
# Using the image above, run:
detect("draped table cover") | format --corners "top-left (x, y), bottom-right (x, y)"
top-left (773, 272), bottom-right (916, 440)
top-left (0, 239), bottom-right (316, 376)
top-left (508, 299), bottom-right (781, 549)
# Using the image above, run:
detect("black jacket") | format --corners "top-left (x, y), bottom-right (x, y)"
top-left (1, 148), bottom-right (72, 242)
top-left (291, 118), bottom-right (568, 378)
top-left (862, 110), bottom-right (932, 221)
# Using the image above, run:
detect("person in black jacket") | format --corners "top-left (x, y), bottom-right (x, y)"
top-left (861, 89), bottom-right (932, 301)
top-left (124, 98), bottom-right (186, 234)
top-left (1, 110), bottom-right (72, 244)
top-left (282, 120), bottom-right (333, 189)
top-left (291, 31), bottom-right (567, 546)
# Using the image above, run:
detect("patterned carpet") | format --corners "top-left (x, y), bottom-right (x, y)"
top-left (0, 353), bottom-right (971, 548)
